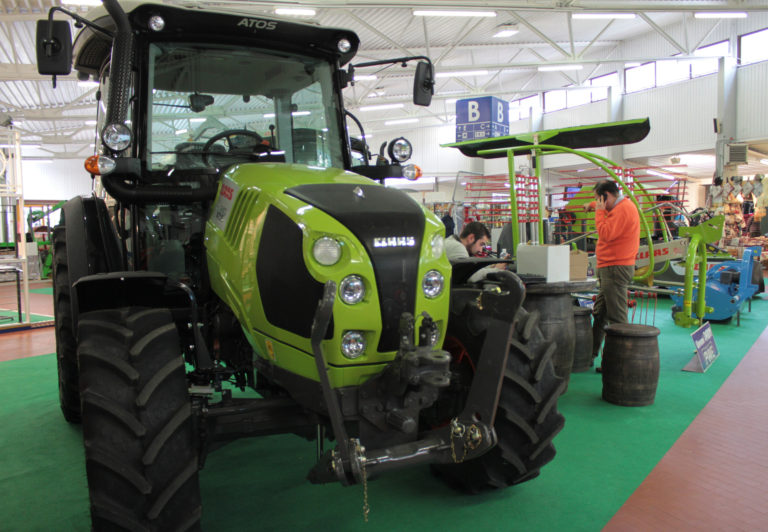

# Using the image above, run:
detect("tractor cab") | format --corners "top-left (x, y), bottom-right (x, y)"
top-left (38, 2), bottom-right (433, 191)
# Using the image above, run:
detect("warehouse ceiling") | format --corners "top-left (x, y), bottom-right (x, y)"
top-left (1, 0), bottom-right (767, 181)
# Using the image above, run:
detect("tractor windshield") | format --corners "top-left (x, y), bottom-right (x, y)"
top-left (146, 42), bottom-right (345, 171)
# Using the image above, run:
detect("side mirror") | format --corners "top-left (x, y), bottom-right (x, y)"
top-left (36, 20), bottom-right (72, 76)
top-left (413, 61), bottom-right (434, 107)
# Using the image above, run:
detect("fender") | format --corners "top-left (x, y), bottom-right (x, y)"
top-left (73, 271), bottom-right (189, 315)
top-left (59, 196), bottom-right (123, 333)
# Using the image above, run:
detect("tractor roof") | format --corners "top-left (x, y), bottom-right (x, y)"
top-left (72, 2), bottom-right (359, 77)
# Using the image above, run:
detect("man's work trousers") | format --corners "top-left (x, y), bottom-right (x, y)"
top-left (592, 264), bottom-right (634, 358)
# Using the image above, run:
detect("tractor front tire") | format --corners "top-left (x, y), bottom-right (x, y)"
top-left (78, 307), bottom-right (202, 531)
top-left (52, 225), bottom-right (80, 423)
top-left (436, 307), bottom-right (566, 492)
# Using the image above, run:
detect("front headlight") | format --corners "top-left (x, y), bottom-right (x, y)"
top-left (313, 237), bottom-right (341, 266)
top-left (339, 275), bottom-right (365, 304)
top-left (341, 331), bottom-right (366, 359)
top-left (430, 233), bottom-right (444, 259)
top-left (422, 270), bottom-right (444, 299)
top-left (388, 137), bottom-right (413, 163)
top-left (101, 123), bottom-right (132, 152)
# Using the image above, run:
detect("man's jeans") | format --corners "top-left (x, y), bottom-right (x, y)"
top-left (592, 264), bottom-right (634, 358)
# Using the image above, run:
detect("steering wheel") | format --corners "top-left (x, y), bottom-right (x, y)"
top-left (203, 129), bottom-right (265, 167)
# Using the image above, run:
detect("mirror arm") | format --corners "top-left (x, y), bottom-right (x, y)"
top-left (352, 55), bottom-right (432, 70)
top-left (45, 6), bottom-right (114, 45)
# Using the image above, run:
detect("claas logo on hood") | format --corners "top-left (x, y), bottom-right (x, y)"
top-left (374, 237), bottom-right (416, 248)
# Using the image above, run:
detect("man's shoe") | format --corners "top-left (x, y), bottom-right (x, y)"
top-left (595, 366), bottom-right (602, 373)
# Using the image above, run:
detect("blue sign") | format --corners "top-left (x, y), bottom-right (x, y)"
top-left (684, 321), bottom-right (720, 373)
top-left (455, 96), bottom-right (509, 142)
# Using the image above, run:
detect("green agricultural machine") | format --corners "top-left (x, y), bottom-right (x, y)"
top-left (37, 2), bottom-right (564, 529)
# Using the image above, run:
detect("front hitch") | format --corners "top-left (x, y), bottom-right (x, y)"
top-left (308, 270), bottom-right (526, 485)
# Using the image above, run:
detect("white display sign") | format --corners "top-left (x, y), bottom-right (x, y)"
top-left (210, 177), bottom-right (240, 232)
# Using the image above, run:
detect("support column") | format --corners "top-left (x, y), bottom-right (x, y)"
top-left (715, 56), bottom-right (738, 180)
top-left (606, 86), bottom-right (625, 167)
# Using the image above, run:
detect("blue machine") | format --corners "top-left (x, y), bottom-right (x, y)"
top-left (671, 246), bottom-right (761, 321)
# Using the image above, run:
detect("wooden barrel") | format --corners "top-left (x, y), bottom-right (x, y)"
top-left (601, 323), bottom-right (660, 406)
top-left (571, 307), bottom-right (593, 373)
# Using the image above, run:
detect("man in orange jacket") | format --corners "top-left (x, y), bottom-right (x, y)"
top-left (590, 180), bottom-right (640, 370)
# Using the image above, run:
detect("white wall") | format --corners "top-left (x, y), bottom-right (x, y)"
top-left (736, 61), bottom-right (768, 142)
top-left (623, 75), bottom-right (719, 158)
top-left (22, 159), bottom-right (93, 201)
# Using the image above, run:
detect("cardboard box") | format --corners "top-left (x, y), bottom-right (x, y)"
top-left (516, 244), bottom-right (570, 283)
top-left (455, 96), bottom-right (509, 142)
top-left (570, 250), bottom-right (589, 281)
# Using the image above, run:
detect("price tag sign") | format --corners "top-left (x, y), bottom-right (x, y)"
top-left (683, 321), bottom-right (720, 373)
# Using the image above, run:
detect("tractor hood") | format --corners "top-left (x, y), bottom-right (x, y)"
top-left (285, 182), bottom-right (426, 352)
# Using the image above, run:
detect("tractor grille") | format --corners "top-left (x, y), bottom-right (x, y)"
top-left (225, 188), bottom-right (260, 247)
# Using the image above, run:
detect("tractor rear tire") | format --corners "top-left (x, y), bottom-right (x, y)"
top-left (78, 307), bottom-right (202, 531)
top-left (435, 307), bottom-right (566, 493)
top-left (52, 225), bottom-right (81, 423)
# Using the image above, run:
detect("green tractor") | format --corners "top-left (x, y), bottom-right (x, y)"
top-left (38, 2), bottom-right (564, 529)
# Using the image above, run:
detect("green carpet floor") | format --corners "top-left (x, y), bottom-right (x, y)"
top-left (29, 287), bottom-right (53, 295)
top-left (0, 296), bottom-right (765, 531)
top-left (0, 310), bottom-right (53, 325)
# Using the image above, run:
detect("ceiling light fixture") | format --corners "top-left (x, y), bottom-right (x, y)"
top-left (493, 24), bottom-right (519, 38)
top-left (647, 169), bottom-right (676, 180)
top-left (189, 118), bottom-right (206, 123)
top-left (275, 8), bottom-right (316, 16)
top-left (694, 12), bottom-right (747, 19)
top-left (435, 69), bottom-right (489, 78)
top-left (538, 64), bottom-right (584, 72)
top-left (360, 103), bottom-right (405, 112)
top-left (572, 13), bottom-right (636, 20)
top-left (61, 0), bottom-right (102, 6)
top-left (0, 144), bottom-right (38, 149)
top-left (384, 118), bottom-right (419, 126)
top-left (354, 74), bottom-right (377, 82)
top-left (413, 10), bottom-right (496, 18)
top-left (78, 80), bottom-right (99, 88)
top-left (761, 158), bottom-right (768, 165)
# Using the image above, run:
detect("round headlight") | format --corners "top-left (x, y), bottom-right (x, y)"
top-left (102, 123), bottom-right (132, 152)
top-left (422, 270), bottom-right (444, 299)
top-left (430, 233), bottom-right (444, 259)
top-left (337, 38), bottom-right (352, 53)
top-left (148, 15), bottom-right (166, 31)
top-left (388, 137), bottom-right (412, 163)
top-left (339, 275), bottom-right (365, 305)
top-left (313, 237), bottom-right (341, 266)
top-left (341, 331), bottom-right (366, 359)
